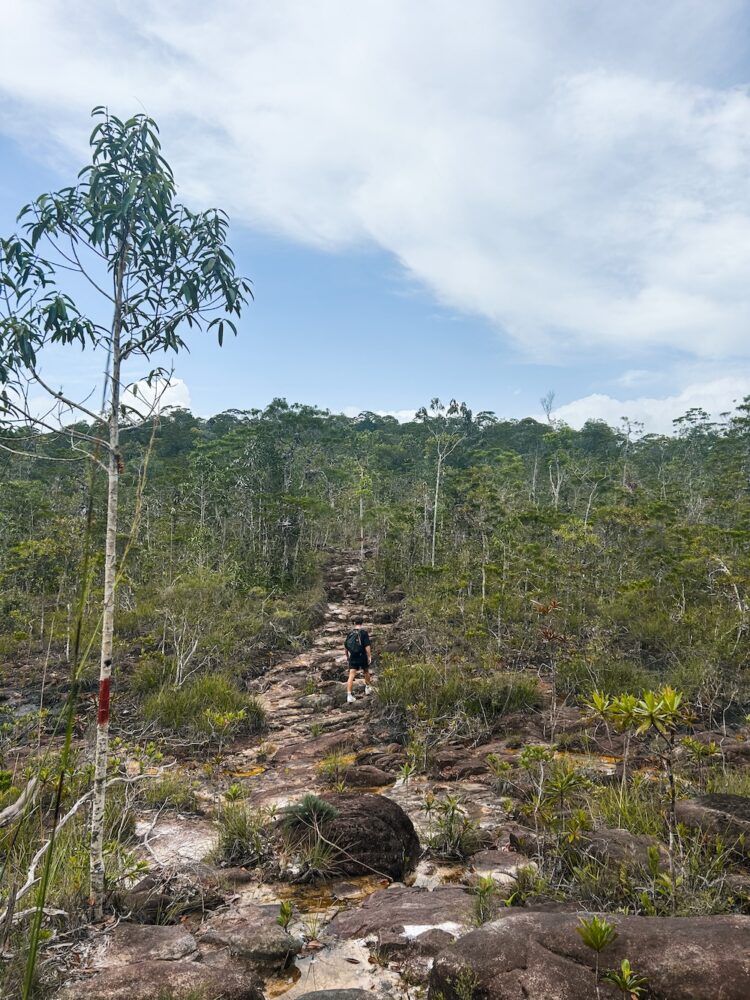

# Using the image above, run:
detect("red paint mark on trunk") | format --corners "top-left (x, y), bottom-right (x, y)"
top-left (97, 677), bottom-right (111, 726)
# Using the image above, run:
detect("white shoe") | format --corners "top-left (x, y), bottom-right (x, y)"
top-left (364, 685), bottom-right (373, 695)
top-left (347, 693), bottom-right (356, 704)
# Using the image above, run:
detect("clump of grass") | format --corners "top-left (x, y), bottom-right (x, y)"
top-left (317, 752), bottom-right (354, 785)
top-left (131, 655), bottom-right (171, 695)
top-left (141, 770), bottom-right (198, 813)
top-left (422, 793), bottom-right (483, 858)
top-left (283, 793), bottom-right (338, 833)
top-left (212, 803), bottom-right (272, 867)
top-left (378, 658), bottom-right (540, 727)
top-left (590, 774), bottom-right (665, 837)
top-left (143, 673), bottom-right (266, 738)
top-left (707, 767), bottom-right (750, 797)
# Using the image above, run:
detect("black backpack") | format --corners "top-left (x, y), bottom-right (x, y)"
top-left (345, 628), bottom-right (363, 655)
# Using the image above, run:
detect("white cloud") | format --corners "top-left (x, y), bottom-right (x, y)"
top-left (121, 377), bottom-right (191, 420)
top-left (1, 2), bottom-right (750, 362)
top-left (342, 406), bottom-right (416, 423)
top-left (552, 375), bottom-right (750, 434)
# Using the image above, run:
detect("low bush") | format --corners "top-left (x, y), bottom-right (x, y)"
top-left (141, 770), bottom-right (198, 813)
top-left (142, 673), bottom-right (266, 738)
top-left (556, 653), bottom-right (652, 696)
top-left (212, 803), bottom-right (272, 867)
top-left (377, 657), bottom-right (540, 724)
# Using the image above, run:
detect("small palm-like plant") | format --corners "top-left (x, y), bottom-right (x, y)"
top-left (601, 958), bottom-right (649, 997)
top-left (277, 899), bottom-right (294, 930)
top-left (283, 793), bottom-right (338, 832)
top-left (472, 875), bottom-right (499, 925)
top-left (576, 915), bottom-right (617, 999)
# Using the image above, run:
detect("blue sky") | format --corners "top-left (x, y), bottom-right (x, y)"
top-left (2, 2), bottom-right (750, 432)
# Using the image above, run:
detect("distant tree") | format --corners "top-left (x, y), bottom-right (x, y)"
top-left (416, 398), bottom-right (471, 566)
top-left (0, 108), bottom-right (252, 917)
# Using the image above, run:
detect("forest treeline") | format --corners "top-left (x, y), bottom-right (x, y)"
top-left (2, 396), bottom-right (749, 718)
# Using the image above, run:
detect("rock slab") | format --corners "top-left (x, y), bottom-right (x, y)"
top-left (59, 960), bottom-right (263, 1000)
top-left (429, 911), bottom-right (750, 1000)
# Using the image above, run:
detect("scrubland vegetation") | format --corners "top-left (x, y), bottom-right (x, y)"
top-left (1, 391), bottom-right (750, 994)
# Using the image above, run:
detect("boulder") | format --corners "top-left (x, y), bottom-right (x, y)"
top-left (471, 849), bottom-right (532, 883)
top-left (676, 794), bottom-right (750, 860)
top-left (197, 902), bottom-right (302, 970)
top-left (429, 911), bottom-right (750, 1000)
top-left (119, 862), bottom-right (225, 922)
top-left (580, 827), bottom-right (668, 868)
top-left (326, 884), bottom-right (473, 952)
top-left (506, 822), bottom-right (543, 857)
top-left (322, 793), bottom-right (420, 880)
top-left (59, 960), bottom-right (262, 1000)
top-left (91, 923), bottom-right (197, 967)
top-left (341, 765), bottom-right (394, 788)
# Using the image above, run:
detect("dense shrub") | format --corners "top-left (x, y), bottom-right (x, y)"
top-left (377, 656), bottom-right (541, 722)
top-left (142, 673), bottom-right (266, 737)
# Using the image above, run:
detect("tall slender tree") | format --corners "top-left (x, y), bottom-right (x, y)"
top-left (417, 398), bottom-right (471, 566)
top-left (0, 108), bottom-right (252, 916)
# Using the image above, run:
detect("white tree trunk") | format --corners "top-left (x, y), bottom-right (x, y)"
top-left (431, 455), bottom-right (442, 567)
top-left (89, 274), bottom-right (122, 918)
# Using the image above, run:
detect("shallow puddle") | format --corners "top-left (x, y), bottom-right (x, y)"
top-left (266, 938), bottom-right (405, 998)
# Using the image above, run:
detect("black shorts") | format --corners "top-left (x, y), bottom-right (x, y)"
top-left (348, 658), bottom-right (369, 671)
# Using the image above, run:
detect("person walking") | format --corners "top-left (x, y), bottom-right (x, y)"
top-left (344, 616), bottom-right (372, 704)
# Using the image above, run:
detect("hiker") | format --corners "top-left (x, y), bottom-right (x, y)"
top-left (344, 616), bottom-right (372, 704)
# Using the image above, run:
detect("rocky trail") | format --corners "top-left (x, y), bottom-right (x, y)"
top-left (59, 554), bottom-right (750, 1000)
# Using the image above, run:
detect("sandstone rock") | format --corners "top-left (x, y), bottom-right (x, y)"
top-left (580, 827), bottom-right (668, 868)
top-left (506, 822), bottom-right (542, 857)
top-left (326, 883), bottom-right (473, 949)
top-left (120, 863), bottom-right (225, 922)
top-left (59, 960), bottom-right (262, 1000)
top-left (429, 911), bottom-right (750, 1000)
top-left (295, 991), bottom-right (376, 999)
top-left (322, 793), bottom-right (420, 880)
top-left (275, 731), bottom-right (354, 764)
top-left (471, 849), bottom-right (531, 883)
top-left (198, 902), bottom-right (302, 969)
top-left (92, 923), bottom-right (197, 967)
top-left (341, 764), bottom-right (394, 787)
top-left (676, 794), bottom-right (750, 860)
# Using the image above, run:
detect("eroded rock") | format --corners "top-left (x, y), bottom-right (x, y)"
top-left (59, 960), bottom-right (263, 1000)
top-left (675, 794), bottom-right (750, 860)
top-left (326, 883), bottom-right (473, 951)
top-left (119, 862), bottom-right (225, 923)
top-left (197, 902), bottom-right (302, 970)
top-left (322, 793), bottom-right (420, 880)
top-left (429, 911), bottom-right (750, 1000)
top-left (91, 923), bottom-right (197, 967)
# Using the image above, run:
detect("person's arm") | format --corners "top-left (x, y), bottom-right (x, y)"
top-left (364, 630), bottom-right (373, 666)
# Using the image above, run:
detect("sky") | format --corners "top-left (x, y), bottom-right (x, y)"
top-left (2, 1), bottom-right (750, 434)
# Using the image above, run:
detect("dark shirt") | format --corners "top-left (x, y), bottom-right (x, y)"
top-left (347, 628), bottom-right (371, 667)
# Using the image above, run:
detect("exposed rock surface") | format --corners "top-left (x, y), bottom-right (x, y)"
top-left (321, 793), bottom-right (420, 880)
top-left (326, 884), bottom-right (473, 948)
top-left (90, 923), bottom-right (197, 967)
top-left (676, 794), bottom-right (750, 859)
top-left (295, 993), bottom-right (376, 999)
top-left (580, 826), bottom-right (668, 868)
top-left (339, 764), bottom-right (394, 787)
top-left (429, 911), bottom-right (750, 1000)
top-left (198, 902), bottom-right (302, 969)
top-left (120, 862), bottom-right (225, 922)
top-left (59, 960), bottom-right (263, 1000)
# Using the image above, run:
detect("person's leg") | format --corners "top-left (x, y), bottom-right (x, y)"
top-left (364, 669), bottom-right (372, 694)
top-left (347, 668), bottom-right (357, 702)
